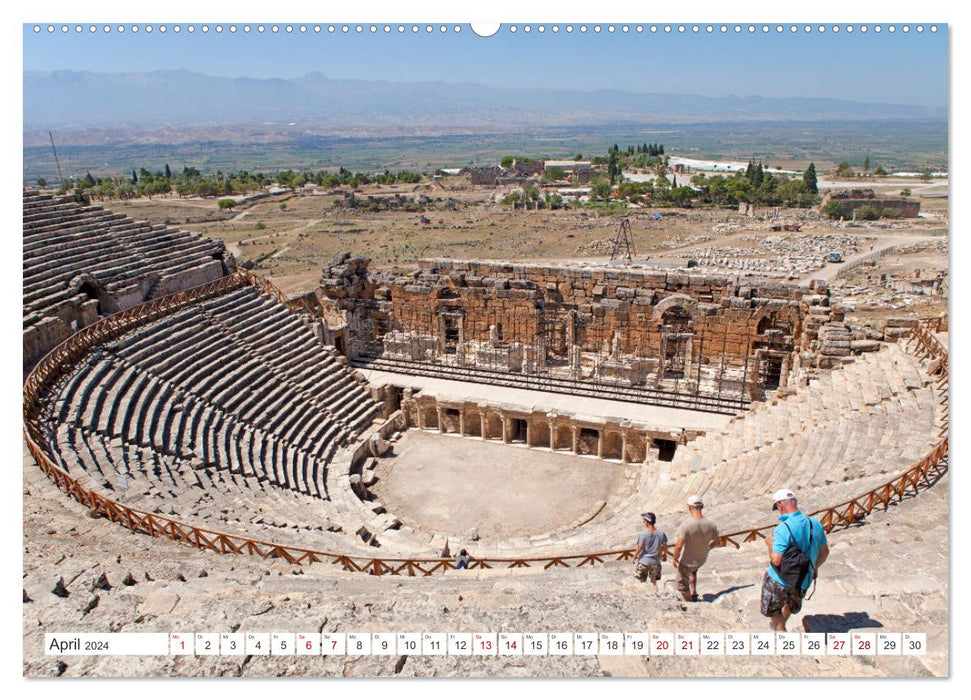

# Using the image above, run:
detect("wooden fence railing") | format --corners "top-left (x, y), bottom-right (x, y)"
top-left (23, 289), bottom-right (948, 575)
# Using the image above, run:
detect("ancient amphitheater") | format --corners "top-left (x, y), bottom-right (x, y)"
top-left (22, 190), bottom-right (949, 677)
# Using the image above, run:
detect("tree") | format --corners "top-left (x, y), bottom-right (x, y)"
top-left (545, 166), bottom-right (566, 182)
top-left (500, 156), bottom-right (514, 168)
top-left (668, 186), bottom-right (695, 206)
top-left (802, 162), bottom-right (818, 194)
top-left (835, 161), bottom-right (855, 178)
top-left (745, 160), bottom-right (756, 182)
top-left (821, 200), bottom-right (844, 219)
top-left (862, 156), bottom-right (870, 174)
top-left (131, 169), bottom-right (138, 184)
top-left (164, 163), bottom-right (172, 179)
top-left (873, 166), bottom-right (887, 176)
top-left (591, 178), bottom-right (612, 202)
top-left (218, 198), bottom-right (237, 210)
top-left (37, 177), bottom-right (46, 187)
top-left (881, 207), bottom-right (901, 219)
top-left (654, 162), bottom-right (670, 189)
top-left (607, 150), bottom-right (622, 185)
top-left (778, 180), bottom-right (815, 207)
top-left (900, 188), bottom-right (912, 197)
top-left (855, 205), bottom-right (879, 221)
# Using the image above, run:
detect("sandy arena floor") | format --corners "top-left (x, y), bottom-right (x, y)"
top-left (371, 430), bottom-right (630, 540)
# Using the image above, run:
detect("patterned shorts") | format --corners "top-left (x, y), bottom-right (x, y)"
top-left (635, 561), bottom-right (662, 583)
top-left (760, 572), bottom-right (806, 617)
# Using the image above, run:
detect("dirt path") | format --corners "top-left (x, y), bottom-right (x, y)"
top-left (798, 233), bottom-right (938, 284)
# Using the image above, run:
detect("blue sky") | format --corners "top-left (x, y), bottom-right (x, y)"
top-left (23, 23), bottom-right (948, 107)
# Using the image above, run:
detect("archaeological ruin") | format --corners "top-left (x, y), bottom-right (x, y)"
top-left (313, 255), bottom-right (883, 415)
top-left (22, 191), bottom-right (949, 677)
top-left (23, 190), bottom-right (235, 370)
top-left (822, 188), bottom-right (922, 219)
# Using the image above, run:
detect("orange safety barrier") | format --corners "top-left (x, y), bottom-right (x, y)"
top-left (23, 285), bottom-right (948, 576)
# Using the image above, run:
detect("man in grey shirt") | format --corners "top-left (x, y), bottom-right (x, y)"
top-left (633, 512), bottom-right (668, 590)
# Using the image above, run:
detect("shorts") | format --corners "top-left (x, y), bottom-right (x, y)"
top-left (760, 572), bottom-right (806, 617)
top-left (675, 563), bottom-right (700, 592)
top-left (635, 561), bottom-right (661, 583)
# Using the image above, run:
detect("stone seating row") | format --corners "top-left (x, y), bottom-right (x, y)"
top-left (43, 288), bottom-right (380, 515)
top-left (49, 424), bottom-right (387, 555)
top-left (22, 190), bottom-right (227, 323)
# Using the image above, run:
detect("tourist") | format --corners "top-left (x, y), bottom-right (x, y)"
top-left (671, 495), bottom-right (722, 602)
top-left (455, 549), bottom-right (472, 570)
top-left (633, 512), bottom-right (667, 591)
top-left (760, 488), bottom-right (829, 631)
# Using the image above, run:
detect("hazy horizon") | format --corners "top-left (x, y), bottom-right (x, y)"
top-left (23, 23), bottom-right (948, 109)
top-left (21, 66), bottom-right (946, 110)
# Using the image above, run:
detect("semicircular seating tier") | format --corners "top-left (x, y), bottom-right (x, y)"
top-left (458, 339), bottom-right (942, 558)
top-left (23, 189), bottom-right (235, 369)
top-left (39, 285), bottom-right (390, 555)
top-left (36, 285), bottom-right (943, 562)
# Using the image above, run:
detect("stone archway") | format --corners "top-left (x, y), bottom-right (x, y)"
top-left (656, 300), bottom-right (697, 380)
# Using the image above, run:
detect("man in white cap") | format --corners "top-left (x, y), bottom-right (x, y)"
top-left (671, 495), bottom-right (722, 602)
top-left (633, 512), bottom-right (667, 591)
top-left (761, 488), bottom-right (830, 631)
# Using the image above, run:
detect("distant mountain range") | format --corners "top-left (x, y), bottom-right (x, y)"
top-left (24, 69), bottom-right (945, 136)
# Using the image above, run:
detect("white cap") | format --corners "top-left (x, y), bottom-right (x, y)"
top-left (687, 494), bottom-right (704, 507)
top-left (771, 488), bottom-right (796, 510)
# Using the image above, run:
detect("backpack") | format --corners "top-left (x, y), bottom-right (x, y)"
top-left (772, 519), bottom-right (817, 594)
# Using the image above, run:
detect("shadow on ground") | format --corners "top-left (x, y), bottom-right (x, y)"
top-left (802, 612), bottom-right (884, 633)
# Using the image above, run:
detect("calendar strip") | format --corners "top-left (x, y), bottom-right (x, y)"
top-left (44, 632), bottom-right (926, 657)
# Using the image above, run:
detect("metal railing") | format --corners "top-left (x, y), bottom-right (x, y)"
top-left (23, 284), bottom-right (948, 575)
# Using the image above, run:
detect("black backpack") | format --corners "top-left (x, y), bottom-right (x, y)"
top-left (772, 519), bottom-right (817, 594)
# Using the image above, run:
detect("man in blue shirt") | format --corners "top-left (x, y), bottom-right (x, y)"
top-left (761, 488), bottom-right (830, 631)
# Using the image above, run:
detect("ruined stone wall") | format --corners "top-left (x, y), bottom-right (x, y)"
top-left (320, 258), bottom-right (807, 368)
top-left (823, 189), bottom-right (921, 218)
top-left (469, 167), bottom-right (501, 186)
top-left (513, 161), bottom-right (545, 177)
top-left (394, 390), bottom-right (695, 464)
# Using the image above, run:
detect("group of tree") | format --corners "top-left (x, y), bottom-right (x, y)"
top-left (690, 163), bottom-right (820, 208)
top-left (833, 157), bottom-right (890, 178)
top-left (611, 176), bottom-right (695, 207)
top-left (637, 143), bottom-right (664, 156)
top-left (277, 167), bottom-right (422, 189)
top-left (610, 143), bottom-right (664, 156)
top-left (592, 144), bottom-right (665, 172)
top-left (55, 165), bottom-right (424, 200)
top-left (501, 186), bottom-right (565, 210)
